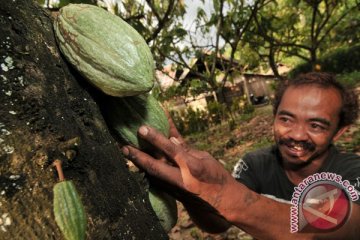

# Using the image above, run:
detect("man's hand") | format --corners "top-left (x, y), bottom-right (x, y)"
top-left (122, 125), bottom-right (237, 212)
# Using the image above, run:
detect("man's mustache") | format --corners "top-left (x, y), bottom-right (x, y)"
top-left (278, 138), bottom-right (316, 152)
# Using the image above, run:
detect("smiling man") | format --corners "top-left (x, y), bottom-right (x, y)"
top-left (233, 73), bottom-right (358, 202)
top-left (123, 72), bottom-right (360, 239)
top-left (275, 76), bottom-right (348, 168)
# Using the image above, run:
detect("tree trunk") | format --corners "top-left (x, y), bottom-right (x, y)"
top-left (268, 43), bottom-right (281, 79)
top-left (0, 1), bottom-right (168, 239)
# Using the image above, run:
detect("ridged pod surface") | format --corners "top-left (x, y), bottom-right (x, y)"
top-left (54, 4), bottom-right (154, 96)
top-left (102, 93), bottom-right (169, 150)
top-left (53, 181), bottom-right (87, 240)
top-left (149, 186), bottom-right (178, 232)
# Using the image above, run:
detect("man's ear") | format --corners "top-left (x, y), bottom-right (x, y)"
top-left (332, 126), bottom-right (349, 142)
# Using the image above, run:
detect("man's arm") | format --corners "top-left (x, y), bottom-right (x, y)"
top-left (182, 201), bottom-right (231, 233)
top-left (123, 126), bottom-right (360, 239)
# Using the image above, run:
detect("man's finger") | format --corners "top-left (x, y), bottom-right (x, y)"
top-left (138, 126), bottom-right (195, 181)
top-left (170, 137), bottom-right (191, 153)
top-left (165, 110), bottom-right (185, 144)
top-left (123, 145), bottom-right (183, 188)
top-left (138, 126), bottom-right (182, 160)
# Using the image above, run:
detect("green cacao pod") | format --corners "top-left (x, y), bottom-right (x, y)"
top-left (53, 181), bottom-right (87, 240)
top-left (149, 186), bottom-right (178, 232)
top-left (54, 4), bottom-right (154, 97)
top-left (101, 94), bottom-right (169, 150)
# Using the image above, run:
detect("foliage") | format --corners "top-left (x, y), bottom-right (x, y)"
top-left (184, 108), bottom-right (209, 133)
top-left (251, 0), bottom-right (359, 76)
top-left (170, 108), bottom-right (209, 135)
top-left (207, 100), bottom-right (227, 125)
top-left (170, 96), bottom-right (259, 135)
top-left (230, 96), bottom-right (242, 113)
top-left (242, 101), bottom-right (255, 114)
top-left (337, 71), bottom-right (360, 88)
top-left (169, 110), bottom-right (186, 133)
top-left (152, 84), bottom-right (180, 102)
top-left (289, 44), bottom-right (360, 78)
top-left (321, 45), bottom-right (360, 73)
top-left (230, 96), bottom-right (255, 116)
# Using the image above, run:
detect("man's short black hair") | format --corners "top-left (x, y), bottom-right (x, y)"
top-left (273, 72), bottom-right (359, 129)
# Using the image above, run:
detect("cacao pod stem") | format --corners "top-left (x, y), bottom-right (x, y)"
top-left (53, 159), bottom-right (65, 182)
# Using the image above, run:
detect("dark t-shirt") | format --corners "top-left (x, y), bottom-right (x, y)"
top-left (232, 145), bottom-right (360, 204)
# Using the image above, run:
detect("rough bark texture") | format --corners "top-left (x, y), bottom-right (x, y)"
top-left (0, 0), bottom-right (167, 239)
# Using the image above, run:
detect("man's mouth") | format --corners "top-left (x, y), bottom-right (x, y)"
top-left (285, 142), bottom-right (308, 157)
top-left (278, 139), bottom-right (316, 158)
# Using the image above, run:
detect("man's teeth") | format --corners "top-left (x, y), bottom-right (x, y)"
top-left (292, 145), bottom-right (303, 151)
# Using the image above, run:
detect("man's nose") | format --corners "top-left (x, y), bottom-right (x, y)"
top-left (289, 124), bottom-right (308, 141)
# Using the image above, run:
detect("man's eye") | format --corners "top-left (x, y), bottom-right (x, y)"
top-left (310, 123), bottom-right (325, 131)
top-left (280, 117), bottom-right (290, 123)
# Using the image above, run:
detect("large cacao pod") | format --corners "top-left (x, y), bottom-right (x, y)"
top-left (101, 93), bottom-right (169, 150)
top-left (54, 4), bottom-right (154, 97)
top-left (53, 181), bottom-right (87, 240)
top-left (101, 93), bottom-right (178, 231)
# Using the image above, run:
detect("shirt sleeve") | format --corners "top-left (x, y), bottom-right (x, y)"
top-left (232, 153), bottom-right (260, 192)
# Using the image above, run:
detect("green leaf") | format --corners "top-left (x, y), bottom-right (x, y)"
top-left (175, 28), bottom-right (188, 38)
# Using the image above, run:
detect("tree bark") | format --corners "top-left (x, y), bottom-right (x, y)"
top-left (0, 1), bottom-right (167, 239)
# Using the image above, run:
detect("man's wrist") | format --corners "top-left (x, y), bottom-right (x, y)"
top-left (217, 179), bottom-right (255, 224)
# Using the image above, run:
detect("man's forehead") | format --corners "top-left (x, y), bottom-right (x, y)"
top-left (281, 84), bottom-right (342, 102)
top-left (277, 84), bottom-right (343, 118)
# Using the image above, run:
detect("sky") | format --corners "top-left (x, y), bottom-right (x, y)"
top-left (181, 0), bottom-right (224, 51)
top-left (183, 0), bottom-right (214, 32)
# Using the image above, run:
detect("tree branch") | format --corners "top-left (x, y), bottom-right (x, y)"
top-left (145, 0), bottom-right (176, 43)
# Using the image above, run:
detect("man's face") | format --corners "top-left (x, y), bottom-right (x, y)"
top-left (274, 85), bottom-right (344, 166)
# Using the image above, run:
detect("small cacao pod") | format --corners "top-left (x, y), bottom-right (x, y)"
top-left (101, 93), bottom-right (169, 150)
top-left (54, 4), bottom-right (154, 97)
top-left (53, 181), bottom-right (87, 240)
top-left (149, 186), bottom-right (178, 232)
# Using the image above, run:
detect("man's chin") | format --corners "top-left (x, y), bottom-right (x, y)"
top-left (283, 155), bottom-right (312, 166)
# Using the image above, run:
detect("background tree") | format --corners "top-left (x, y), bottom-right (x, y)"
top-left (157, 0), bottom-right (268, 106)
top-left (252, 0), bottom-right (359, 73)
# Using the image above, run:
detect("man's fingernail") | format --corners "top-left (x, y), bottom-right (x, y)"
top-left (139, 126), bottom-right (149, 136)
top-left (122, 147), bottom-right (129, 156)
top-left (170, 137), bottom-right (181, 145)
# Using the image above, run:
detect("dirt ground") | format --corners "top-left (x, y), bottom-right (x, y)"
top-left (168, 201), bottom-right (253, 240)
top-left (168, 104), bottom-right (360, 240)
